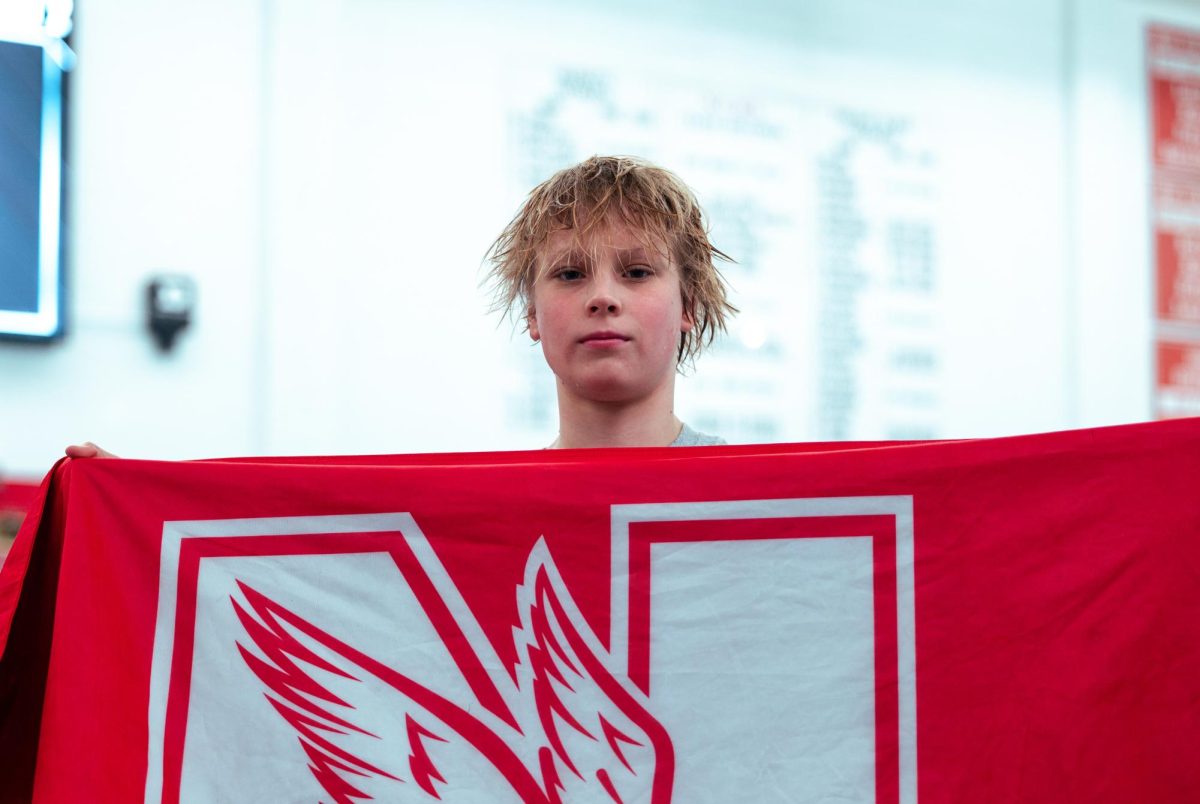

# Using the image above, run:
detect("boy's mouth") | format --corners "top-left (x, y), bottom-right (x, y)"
top-left (580, 331), bottom-right (630, 346)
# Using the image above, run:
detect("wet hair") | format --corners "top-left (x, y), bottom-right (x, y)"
top-left (485, 155), bottom-right (736, 366)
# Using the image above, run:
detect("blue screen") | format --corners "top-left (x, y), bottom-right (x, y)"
top-left (0, 40), bottom-right (63, 339)
top-left (0, 41), bottom-right (43, 314)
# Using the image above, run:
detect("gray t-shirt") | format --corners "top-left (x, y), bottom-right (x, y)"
top-left (547, 422), bottom-right (724, 448)
top-left (670, 422), bottom-right (726, 447)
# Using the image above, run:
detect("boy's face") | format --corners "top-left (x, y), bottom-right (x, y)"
top-left (527, 217), bottom-right (693, 405)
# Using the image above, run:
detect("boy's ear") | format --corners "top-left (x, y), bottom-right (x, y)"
top-left (681, 306), bottom-right (695, 334)
top-left (527, 307), bottom-right (540, 342)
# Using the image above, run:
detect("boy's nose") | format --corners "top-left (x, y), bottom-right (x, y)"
top-left (586, 277), bottom-right (621, 315)
top-left (588, 297), bottom-right (620, 314)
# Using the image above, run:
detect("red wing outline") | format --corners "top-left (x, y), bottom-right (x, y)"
top-left (231, 537), bottom-right (674, 803)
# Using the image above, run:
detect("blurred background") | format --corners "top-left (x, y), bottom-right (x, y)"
top-left (3, 0), bottom-right (1200, 540)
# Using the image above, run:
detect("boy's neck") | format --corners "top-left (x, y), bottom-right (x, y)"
top-left (550, 380), bottom-right (683, 449)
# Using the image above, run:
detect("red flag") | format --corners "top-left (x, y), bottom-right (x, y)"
top-left (1, 419), bottom-right (1197, 802)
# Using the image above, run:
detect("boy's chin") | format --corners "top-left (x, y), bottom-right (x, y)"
top-left (564, 371), bottom-right (665, 405)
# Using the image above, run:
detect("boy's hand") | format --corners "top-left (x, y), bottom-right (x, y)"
top-left (65, 442), bottom-right (117, 459)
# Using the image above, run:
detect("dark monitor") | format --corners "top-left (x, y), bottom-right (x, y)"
top-left (0, 38), bottom-right (67, 340)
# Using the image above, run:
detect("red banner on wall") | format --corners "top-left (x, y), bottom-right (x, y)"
top-left (1149, 25), bottom-right (1200, 416)
top-left (0, 420), bottom-right (1198, 802)
top-left (1157, 340), bottom-right (1200, 417)
top-left (1155, 228), bottom-right (1200, 324)
top-left (1150, 72), bottom-right (1200, 173)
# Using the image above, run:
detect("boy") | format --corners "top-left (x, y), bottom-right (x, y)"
top-left (69, 155), bottom-right (734, 457)
top-left (485, 154), bottom-right (736, 448)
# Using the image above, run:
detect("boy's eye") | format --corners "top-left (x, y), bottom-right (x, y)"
top-left (623, 265), bottom-right (654, 279)
top-left (554, 267), bottom-right (585, 281)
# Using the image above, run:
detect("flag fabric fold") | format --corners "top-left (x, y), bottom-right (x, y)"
top-left (0, 419), bottom-right (1197, 802)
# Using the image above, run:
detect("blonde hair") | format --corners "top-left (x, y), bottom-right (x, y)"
top-left (485, 155), bottom-right (736, 366)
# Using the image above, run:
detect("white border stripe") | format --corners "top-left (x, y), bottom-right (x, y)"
top-left (894, 501), bottom-right (917, 804)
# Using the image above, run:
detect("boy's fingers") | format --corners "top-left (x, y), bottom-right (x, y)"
top-left (65, 442), bottom-right (117, 459)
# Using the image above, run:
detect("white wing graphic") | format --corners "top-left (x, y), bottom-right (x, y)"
top-left (231, 537), bottom-right (674, 803)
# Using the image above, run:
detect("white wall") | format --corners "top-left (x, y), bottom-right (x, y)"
top-left (1, 0), bottom-right (1195, 477)
top-left (1, 0), bottom-right (266, 470)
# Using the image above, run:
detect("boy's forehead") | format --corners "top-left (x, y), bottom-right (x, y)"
top-left (539, 219), bottom-right (670, 262)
